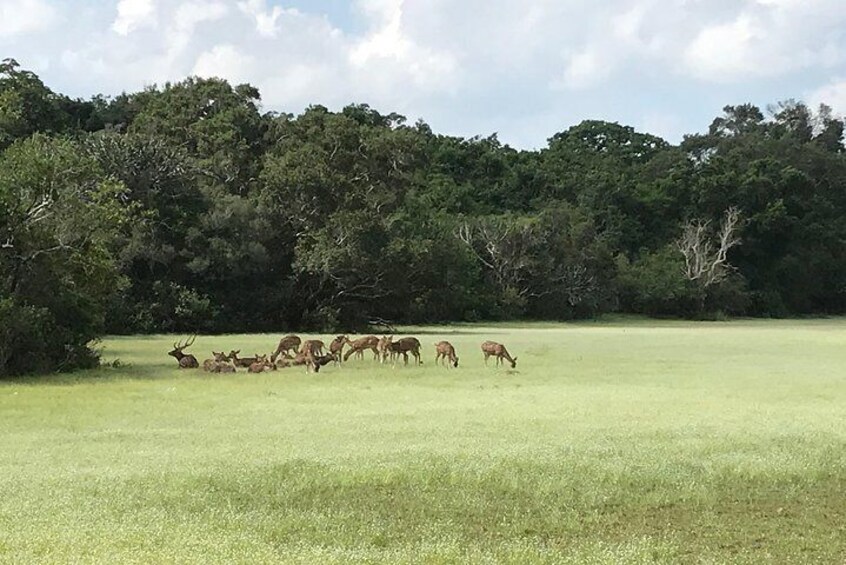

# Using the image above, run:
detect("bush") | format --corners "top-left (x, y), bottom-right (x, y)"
top-left (0, 298), bottom-right (100, 377)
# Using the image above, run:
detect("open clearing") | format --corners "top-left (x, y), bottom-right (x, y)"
top-left (1, 319), bottom-right (845, 563)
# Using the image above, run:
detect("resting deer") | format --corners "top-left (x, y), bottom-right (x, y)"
top-left (388, 337), bottom-right (422, 366)
top-left (271, 335), bottom-right (301, 363)
top-left (213, 361), bottom-right (236, 374)
top-left (168, 336), bottom-right (199, 368)
top-left (481, 341), bottom-right (517, 368)
top-left (343, 335), bottom-right (380, 361)
top-left (329, 335), bottom-right (347, 365)
top-left (203, 351), bottom-right (230, 372)
top-left (248, 354), bottom-right (274, 374)
top-left (229, 350), bottom-right (261, 369)
top-left (434, 341), bottom-right (459, 368)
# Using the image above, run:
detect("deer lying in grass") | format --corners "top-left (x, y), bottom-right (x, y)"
top-left (248, 354), bottom-right (274, 374)
top-left (481, 341), bottom-right (517, 368)
top-left (434, 341), bottom-right (459, 368)
top-left (203, 351), bottom-right (235, 372)
top-left (275, 351), bottom-right (335, 373)
top-left (229, 350), bottom-right (261, 369)
top-left (273, 353), bottom-right (305, 369)
top-left (168, 336), bottom-right (199, 368)
top-left (343, 335), bottom-right (380, 361)
top-left (271, 335), bottom-right (301, 363)
top-left (213, 361), bottom-right (236, 374)
top-left (387, 337), bottom-right (422, 366)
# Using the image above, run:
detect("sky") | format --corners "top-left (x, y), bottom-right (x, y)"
top-left (2, 0), bottom-right (846, 148)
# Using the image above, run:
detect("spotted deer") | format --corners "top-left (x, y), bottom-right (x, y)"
top-left (203, 351), bottom-right (230, 372)
top-left (387, 337), bottom-right (422, 366)
top-left (229, 350), bottom-right (261, 369)
top-left (248, 354), bottom-right (274, 374)
top-left (343, 335), bottom-right (380, 361)
top-left (271, 335), bottom-right (302, 363)
top-left (329, 335), bottom-right (347, 365)
top-left (434, 341), bottom-right (459, 368)
top-left (481, 341), bottom-right (517, 368)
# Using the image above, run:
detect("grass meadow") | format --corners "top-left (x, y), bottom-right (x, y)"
top-left (1, 319), bottom-right (845, 563)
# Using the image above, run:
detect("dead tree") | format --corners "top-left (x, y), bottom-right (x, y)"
top-left (456, 217), bottom-right (538, 300)
top-left (677, 207), bottom-right (742, 289)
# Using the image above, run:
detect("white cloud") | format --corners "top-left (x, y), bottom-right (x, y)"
top-left (237, 0), bottom-right (290, 38)
top-left (808, 78), bottom-right (846, 116)
top-left (683, 0), bottom-right (846, 81)
top-left (5, 0), bottom-right (846, 147)
top-left (349, 0), bottom-right (458, 93)
top-left (0, 0), bottom-right (57, 37)
top-left (193, 44), bottom-right (254, 84)
top-left (555, 48), bottom-right (609, 91)
top-left (112, 0), bottom-right (157, 36)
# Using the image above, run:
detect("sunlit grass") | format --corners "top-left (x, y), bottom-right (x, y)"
top-left (2, 319), bottom-right (845, 563)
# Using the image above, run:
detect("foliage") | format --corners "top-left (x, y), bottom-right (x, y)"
top-left (0, 135), bottom-right (127, 376)
top-left (3, 63), bottom-right (846, 374)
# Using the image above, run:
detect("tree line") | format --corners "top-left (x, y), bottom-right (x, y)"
top-left (2, 57), bottom-right (845, 376)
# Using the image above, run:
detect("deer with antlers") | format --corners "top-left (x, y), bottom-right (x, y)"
top-left (434, 341), bottom-right (459, 368)
top-left (168, 336), bottom-right (199, 368)
top-left (481, 341), bottom-right (517, 368)
top-left (271, 335), bottom-right (302, 363)
top-left (343, 335), bottom-right (380, 361)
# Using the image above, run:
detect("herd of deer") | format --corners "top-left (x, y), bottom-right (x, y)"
top-left (167, 335), bottom-right (518, 373)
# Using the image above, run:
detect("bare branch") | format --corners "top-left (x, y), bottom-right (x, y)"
top-left (677, 207), bottom-right (743, 289)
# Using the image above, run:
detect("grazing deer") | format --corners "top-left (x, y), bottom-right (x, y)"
top-left (248, 354), bottom-right (273, 374)
top-left (377, 336), bottom-right (392, 363)
top-left (343, 335), bottom-right (380, 361)
top-left (388, 337), bottom-right (422, 366)
top-left (168, 336), bottom-right (199, 368)
top-left (329, 335), bottom-right (347, 365)
top-left (434, 341), bottom-right (459, 368)
top-left (481, 341), bottom-right (517, 368)
top-left (229, 350), bottom-right (261, 369)
top-left (299, 339), bottom-right (325, 356)
top-left (203, 351), bottom-right (230, 372)
top-left (311, 353), bottom-right (337, 373)
top-left (271, 335), bottom-right (302, 363)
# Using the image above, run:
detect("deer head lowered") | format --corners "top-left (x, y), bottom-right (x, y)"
top-left (481, 340), bottom-right (517, 369)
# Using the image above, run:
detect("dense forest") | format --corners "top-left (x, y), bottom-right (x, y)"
top-left (2, 57), bottom-right (845, 375)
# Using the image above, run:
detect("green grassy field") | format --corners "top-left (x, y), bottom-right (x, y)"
top-left (1, 319), bottom-right (845, 564)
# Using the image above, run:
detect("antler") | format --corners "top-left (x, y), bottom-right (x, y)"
top-left (186, 335), bottom-right (196, 347)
